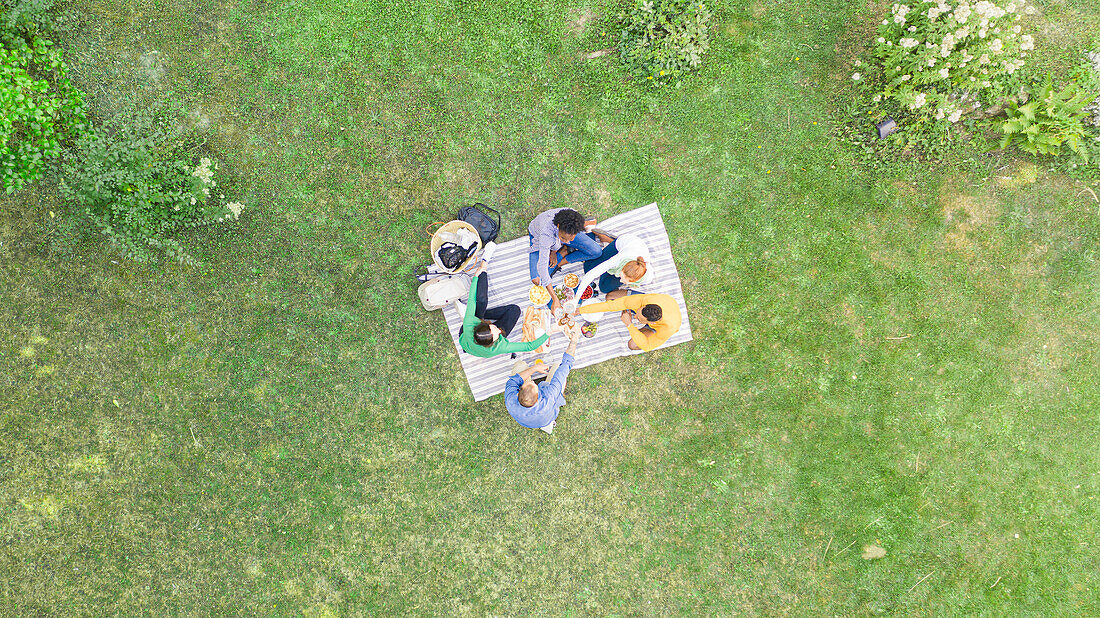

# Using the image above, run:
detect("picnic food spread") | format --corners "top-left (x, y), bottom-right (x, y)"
top-left (529, 285), bottom-right (552, 305)
top-left (554, 286), bottom-right (573, 302)
top-left (522, 306), bottom-right (551, 353)
top-left (441, 204), bottom-right (690, 404)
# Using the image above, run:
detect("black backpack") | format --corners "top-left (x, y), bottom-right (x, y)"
top-left (458, 203), bottom-right (501, 244)
top-left (437, 242), bottom-right (473, 270)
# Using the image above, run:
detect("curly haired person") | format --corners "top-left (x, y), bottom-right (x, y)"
top-left (527, 207), bottom-right (601, 313)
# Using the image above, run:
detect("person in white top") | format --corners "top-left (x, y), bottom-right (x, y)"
top-left (573, 232), bottom-right (655, 301)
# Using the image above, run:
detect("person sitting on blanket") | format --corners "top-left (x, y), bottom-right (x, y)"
top-left (528, 207), bottom-right (602, 313)
top-left (573, 231), bottom-right (655, 299)
top-left (573, 293), bottom-right (681, 352)
top-left (459, 261), bottom-right (549, 358)
top-left (504, 323), bottom-right (581, 434)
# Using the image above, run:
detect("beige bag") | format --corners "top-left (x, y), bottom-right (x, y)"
top-left (417, 274), bottom-right (470, 311)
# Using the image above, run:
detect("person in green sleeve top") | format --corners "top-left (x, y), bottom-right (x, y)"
top-left (458, 261), bottom-right (549, 358)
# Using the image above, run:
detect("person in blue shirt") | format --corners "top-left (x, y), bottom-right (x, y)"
top-left (503, 324), bottom-right (580, 434)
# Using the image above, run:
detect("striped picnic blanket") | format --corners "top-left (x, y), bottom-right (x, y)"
top-left (443, 202), bottom-right (694, 401)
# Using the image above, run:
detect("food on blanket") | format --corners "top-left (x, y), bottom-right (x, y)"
top-left (558, 315), bottom-right (574, 327)
top-left (522, 306), bottom-right (551, 352)
top-left (581, 321), bottom-right (598, 338)
top-left (529, 285), bottom-right (552, 305)
top-left (563, 273), bottom-right (579, 288)
top-left (554, 286), bottom-right (573, 302)
top-left (579, 284), bottom-right (594, 300)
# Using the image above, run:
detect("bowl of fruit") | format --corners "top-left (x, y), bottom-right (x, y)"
top-left (580, 321), bottom-right (598, 338)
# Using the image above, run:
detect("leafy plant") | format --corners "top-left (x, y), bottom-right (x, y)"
top-left (59, 103), bottom-right (243, 264)
top-left (847, 0), bottom-right (1039, 154)
top-left (1, 0), bottom-right (66, 47)
top-left (618, 0), bottom-right (712, 86)
top-left (0, 35), bottom-right (87, 193)
top-left (999, 75), bottom-right (1095, 162)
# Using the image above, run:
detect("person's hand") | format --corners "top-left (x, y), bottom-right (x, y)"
top-left (533, 363), bottom-right (550, 374)
top-left (550, 297), bottom-right (562, 314)
top-left (474, 260), bottom-right (488, 276)
top-left (620, 310), bottom-right (632, 326)
top-left (565, 324), bottom-right (581, 342)
top-left (548, 252), bottom-right (559, 268)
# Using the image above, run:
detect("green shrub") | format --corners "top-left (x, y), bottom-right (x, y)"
top-left (0, 35), bottom-right (87, 193)
top-left (618, 0), bottom-right (712, 86)
top-left (2, 0), bottom-right (63, 47)
top-left (59, 104), bottom-right (243, 264)
top-left (2, 0), bottom-right (63, 37)
top-left (863, 0), bottom-right (1036, 121)
top-left (999, 75), bottom-right (1095, 162)
top-left (846, 0), bottom-right (1040, 154)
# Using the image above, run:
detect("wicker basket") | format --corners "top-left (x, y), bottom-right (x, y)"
top-left (427, 220), bottom-right (482, 273)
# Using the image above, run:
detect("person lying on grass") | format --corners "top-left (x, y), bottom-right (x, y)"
top-left (573, 292), bottom-right (681, 352)
top-left (572, 231), bottom-right (654, 300)
top-left (458, 261), bottom-right (548, 358)
top-left (504, 323), bottom-right (581, 435)
top-left (528, 207), bottom-right (601, 314)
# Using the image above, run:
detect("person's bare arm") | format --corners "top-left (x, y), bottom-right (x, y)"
top-left (548, 284), bottom-right (561, 313)
top-left (564, 323), bottom-right (580, 356)
top-left (518, 364), bottom-right (547, 381)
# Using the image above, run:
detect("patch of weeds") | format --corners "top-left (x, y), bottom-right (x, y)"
top-left (58, 100), bottom-right (244, 264)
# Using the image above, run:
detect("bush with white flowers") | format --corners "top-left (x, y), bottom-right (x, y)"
top-left (59, 103), bottom-right (244, 264)
top-left (861, 0), bottom-right (1037, 125)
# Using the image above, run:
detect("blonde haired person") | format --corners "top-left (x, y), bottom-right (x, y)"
top-left (572, 232), bottom-right (655, 299)
top-left (503, 324), bottom-right (581, 434)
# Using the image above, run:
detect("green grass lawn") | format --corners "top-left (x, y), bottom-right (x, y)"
top-left (2, 0), bottom-right (1098, 614)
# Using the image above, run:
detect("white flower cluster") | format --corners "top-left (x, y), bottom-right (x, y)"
top-left (192, 157), bottom-right (216, 185)
top-left (225, 202), bottom-right (244, 219)
top-left (892, 3), bottom-right (911, 23)
top-left (870, 0), bottom-right (1036, 123)
top-left (191, 157), bottom-right (217, 203)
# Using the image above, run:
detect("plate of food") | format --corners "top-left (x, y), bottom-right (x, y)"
top-left (563, 273), bottom-right (579, 288)
top-left (529, 285), bottom-right (552, 306)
